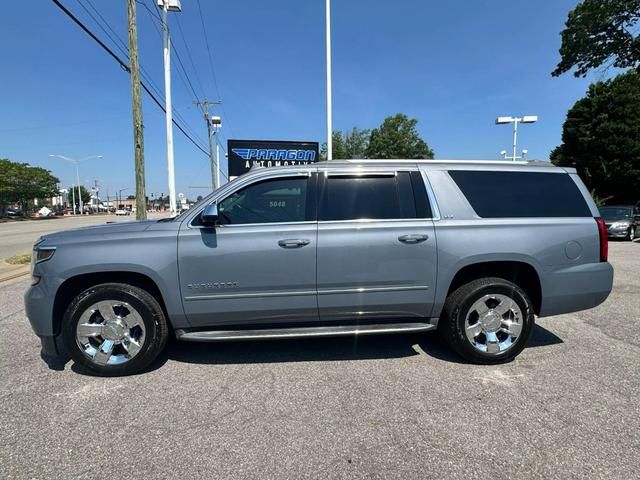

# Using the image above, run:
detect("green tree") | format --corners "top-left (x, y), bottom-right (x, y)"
top-left (365, 114), bottom-right (434, 159)
top-left (321, 127), bottom-right (370, 160)
top-left (551, 71), bottom-right (640, 203)
top-left (67, 185), bottom-right (92, 209)
top-left (0, 158), bottom-right (59, 215)
top-left (553, 0), bottom-right (640, 77)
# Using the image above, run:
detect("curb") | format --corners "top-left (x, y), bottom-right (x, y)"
top-left (0, 265), bottom-right (30, 283)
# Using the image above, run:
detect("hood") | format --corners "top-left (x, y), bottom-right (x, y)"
top-left (603, 216), bottom-right (630, 223)
top-left (40, 220), bottom-right (158, 244)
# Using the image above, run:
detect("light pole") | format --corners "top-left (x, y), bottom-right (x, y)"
top-left (117, 188), bottom-right (128, 211)
top-left (495, 116), bottom-right (538, 161)
top-left (325, 0), bottom-right (333, 161)
top-left (158, 0), bottom-right (182, 216)
top-left (210, 115), bottom-right (222, 187)
top-left (49, 155), bottom-right (102, 214)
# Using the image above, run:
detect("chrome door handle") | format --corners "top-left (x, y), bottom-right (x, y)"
top-left (278, 238), bottom-right (311, 248)
top-left (398, 234), bottom-right (429, 244)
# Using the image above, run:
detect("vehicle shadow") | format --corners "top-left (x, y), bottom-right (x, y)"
top-left (68, 323), bottom-right (564, 375)
top-left (158, 323), bottom-right (563, 368)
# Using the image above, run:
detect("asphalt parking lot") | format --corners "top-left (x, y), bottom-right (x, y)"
top-left (1, 242), bottom-right (638, 479)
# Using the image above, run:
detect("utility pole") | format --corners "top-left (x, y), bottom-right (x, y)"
top-left (127, 0), bottom-right (147, 220)
top-left (194, 99), bottom-right (221, 191)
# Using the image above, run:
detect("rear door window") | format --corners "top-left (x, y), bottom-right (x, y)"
top-left (448, 170), bottom-right (592, 218)
top-left (319, 172), bottom-right (423, 221)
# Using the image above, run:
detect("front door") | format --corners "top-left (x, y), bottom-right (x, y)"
top-left (316, 169), bottom-right (438, 322)
top-left (178, 172), bottom-right (318, 327)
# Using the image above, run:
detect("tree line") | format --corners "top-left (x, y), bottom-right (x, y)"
top-left (0, 159), bottom-right (59, 216)
top-left (322, 113), bottom-right (434, 160)
top-left (551, 0), bottom-right (640, 204)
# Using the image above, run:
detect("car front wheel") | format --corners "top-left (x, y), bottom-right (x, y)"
top-left (439, 277), bottom-right (534, 364)
top-left (62, 283), bottom-right (169, 376)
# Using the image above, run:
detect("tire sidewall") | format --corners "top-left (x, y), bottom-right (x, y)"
top-left (62, 284), bottom-right (165, 376)
top-left (450, 281), bottom-right (534, 363)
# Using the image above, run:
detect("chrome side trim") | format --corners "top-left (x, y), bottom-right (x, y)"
top-left (183, 285), bottom-right (429, 302)
top-left (184, 289), bottom-right (316, 301)
top-left (176, 322), bottom-right (436, 342)
top-left (317, 285), bottom-right (429, 295)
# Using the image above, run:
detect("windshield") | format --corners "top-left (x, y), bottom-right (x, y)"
top-left (599, 207), bottom-right (631, 220)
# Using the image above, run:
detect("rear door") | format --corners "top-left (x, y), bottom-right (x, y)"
top-left (178, 170), bottom-right (319, 327)
top-left (316, 168), bottom-right (438, 321)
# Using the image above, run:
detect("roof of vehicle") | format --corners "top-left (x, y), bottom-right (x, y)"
top-left (600, 205), bottom-right (635, 208)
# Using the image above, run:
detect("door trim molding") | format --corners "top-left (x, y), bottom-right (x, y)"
top-left (183, 285), bottom-right (429, 302)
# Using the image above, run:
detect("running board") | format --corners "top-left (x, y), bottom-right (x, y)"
top-left (175, 322), bottom-right (435, 342)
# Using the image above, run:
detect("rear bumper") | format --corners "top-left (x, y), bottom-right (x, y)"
top-left (539, 262), bottom-right (613, 317)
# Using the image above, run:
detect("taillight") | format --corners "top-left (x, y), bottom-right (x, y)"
top-left (595, 217), bottom-right (608, 262)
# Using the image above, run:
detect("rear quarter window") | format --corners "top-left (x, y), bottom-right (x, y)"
top-left (448, 170), bottom-right (592, 218)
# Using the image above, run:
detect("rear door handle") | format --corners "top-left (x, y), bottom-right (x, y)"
top-left (278, 238), bottom-right (311, 248)
top-left (398, 234), bottom-right (429, 244)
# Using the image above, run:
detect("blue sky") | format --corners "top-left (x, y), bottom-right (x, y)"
top-left (0, 0), bottom-right (608, 199)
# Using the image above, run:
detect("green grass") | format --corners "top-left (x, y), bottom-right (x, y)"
top-left (5, 253), bottom-right (31, 265)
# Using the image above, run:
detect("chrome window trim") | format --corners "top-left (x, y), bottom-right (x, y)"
top-left (187, 170), bottom-right (314, 229)
top-left (323, 170), bottom-right (398, 177)
top-left (420, 170), bottom-right (441, 221)
top-left (317, 218), bottom-right (431, 225)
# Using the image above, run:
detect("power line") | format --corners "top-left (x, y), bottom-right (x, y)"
top-left (78, 0), bottom-right (200, 146)
top-left (51, 0), bottom-right (210, 157)
top-left (195, 0), bottom-right (236, 138)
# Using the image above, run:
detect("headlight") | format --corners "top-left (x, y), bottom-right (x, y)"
top-left (611, 221), bottom-right (630, 229)
top-left (34, 247), bottom-right (56, 264)
top-left (31, 245), bottom-right (55, 286)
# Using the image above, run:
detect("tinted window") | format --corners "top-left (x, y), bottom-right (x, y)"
top-left (599, 207), bottom-right (632, 220)
top-left (449, 171), bottom-right (592, 218)
top-left (218, 177), bottom-right (309, 224)
top-left (320, 173), bottom-right (419, 221)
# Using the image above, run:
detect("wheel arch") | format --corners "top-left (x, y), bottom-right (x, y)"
top-left (445, 260), bottom-right (542, 315)
top-left (52, 271), bottom-right (170, 336)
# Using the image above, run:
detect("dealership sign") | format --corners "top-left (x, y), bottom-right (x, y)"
top-left (228, 139), bottom-right (319, 178)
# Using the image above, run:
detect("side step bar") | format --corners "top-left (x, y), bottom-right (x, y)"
top-left (176, 322), bottom-right (436, 342)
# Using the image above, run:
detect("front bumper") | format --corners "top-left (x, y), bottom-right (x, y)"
top-left (39, 335), bottom-right (70, 370)
top-left (25, 275), bottom-right (69, 369)
top-left (607, 229), bottom-right (629, 239)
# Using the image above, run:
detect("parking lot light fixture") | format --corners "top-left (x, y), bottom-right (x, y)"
top-left (495, 116), bottom-right (537, 161)
top-left (49, 154), bottom-right (103, 214)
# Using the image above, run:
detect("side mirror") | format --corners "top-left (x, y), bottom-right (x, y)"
top-left (201, 203), bottom-right (219, 226)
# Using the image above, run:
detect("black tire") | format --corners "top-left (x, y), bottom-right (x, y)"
top-left (62, 283), bottom-right (169, 376)
top-left (627, 226), bottom-right (635, 241)
top-left (439, 277), bottom-right (534, 364)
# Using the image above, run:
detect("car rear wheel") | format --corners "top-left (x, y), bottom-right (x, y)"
top-left (439, 277), bottom-right (534, 364)
top-left (62, 283), bottom-right (169, 376)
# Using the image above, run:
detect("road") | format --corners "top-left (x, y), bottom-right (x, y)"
top-left (0, 242), bottom-right (638, 479)
top-left (0, 213), bottom-right (167, 259)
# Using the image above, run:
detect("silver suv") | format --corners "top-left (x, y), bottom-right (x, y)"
top-left (25, 160), bottom-right (614, 375)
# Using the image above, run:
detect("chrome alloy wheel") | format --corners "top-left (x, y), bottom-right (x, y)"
top-left (75, 300), bottom-right (146, 366)
top-left (465, 293), bottom-right (523, 355)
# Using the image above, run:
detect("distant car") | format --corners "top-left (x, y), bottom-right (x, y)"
top-left (6, 208), bottom-right (24, 217)
top-left (599, 205), bottom-right (640, 241)
top-left (115, 209), bottom-right (130, 216)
